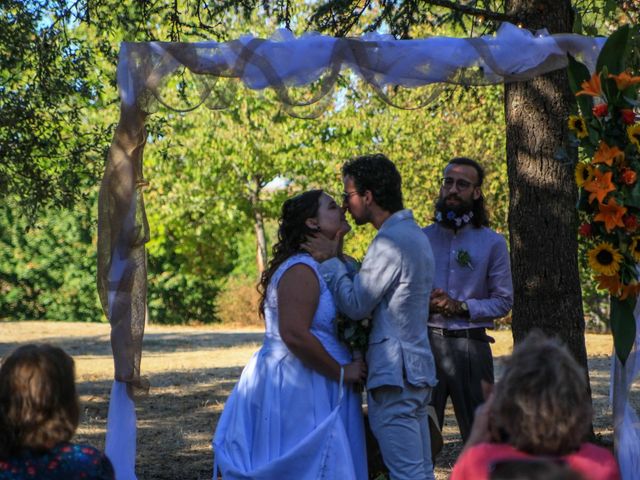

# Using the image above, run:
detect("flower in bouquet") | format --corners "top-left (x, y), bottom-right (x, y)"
top-left (336, 256), bottom-right (371, 357)
top-left (568, 24), bottom-right (640, 363)
top-left (336, 313), bottom-right (371, 358)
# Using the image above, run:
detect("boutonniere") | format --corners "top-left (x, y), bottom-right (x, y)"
top-left (456, 249), bottom-right (473, 270)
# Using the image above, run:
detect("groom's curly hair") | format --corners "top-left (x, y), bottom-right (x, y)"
top-left (258, 189), bottom-right (324, 317)
top-left (342, 153), bottom-right (403, 213)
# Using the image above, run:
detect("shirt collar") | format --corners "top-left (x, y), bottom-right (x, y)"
top-left (379, 209), bottom-right (413, 233)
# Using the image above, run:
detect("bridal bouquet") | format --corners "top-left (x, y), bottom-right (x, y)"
top-left (568, 25), bottom-right (640, 363)
top-left (336, 256), bottom-right (371, 359)
top-left (336, 313), bottom-right (371, 359)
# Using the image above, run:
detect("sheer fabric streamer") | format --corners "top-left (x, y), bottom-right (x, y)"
top-left (611, 303), bottom-right (640, 480)
top-left (105, 381), bottom-right (138, 480)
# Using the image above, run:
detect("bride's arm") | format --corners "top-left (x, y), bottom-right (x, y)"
top-left (278, 264), bottom-right (366, 384)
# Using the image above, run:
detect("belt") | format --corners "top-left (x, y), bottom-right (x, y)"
top-left (429, 327), bottom-right (495, 343)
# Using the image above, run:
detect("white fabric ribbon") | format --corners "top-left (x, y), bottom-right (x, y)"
top-left (106, 381), bottom-right (138, 480)
top-left (611, 302), bottom-right (640, 480)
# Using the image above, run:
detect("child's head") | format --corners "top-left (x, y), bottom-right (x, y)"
top-left (0, 344), bottom-right (79, 455)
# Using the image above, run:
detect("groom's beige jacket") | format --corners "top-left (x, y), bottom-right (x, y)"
top-left (320, 209), bottom-right (437, 390)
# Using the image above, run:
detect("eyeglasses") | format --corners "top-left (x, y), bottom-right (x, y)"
top-left (440, 177), bottom-right (476, 191)
top-left (341, 191), bottom-right (359, 203)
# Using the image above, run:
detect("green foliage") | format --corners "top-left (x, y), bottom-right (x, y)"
top-left (5, 0), bottom-right (631, 326)
top-left (0, 195), bottom-right (103, 322)
top-left (0, 1), bottom-right (111, 216)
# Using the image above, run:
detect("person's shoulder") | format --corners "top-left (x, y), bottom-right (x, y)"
top-left (421, 222), bottom-right (437, 234)
top-left (473, 226), bottom-right (508, 243)
top-left (575, 442), bottom-right (617, 460)
top-left (53, 443), bottom-right (115, 478)
top-left (277, 253), bottom-right (318, 275)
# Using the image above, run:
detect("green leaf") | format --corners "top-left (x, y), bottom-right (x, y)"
top-left (567, 55), bottom-right (593, 119)
top-left (572, 11), bottom-right (583, 35)
top-left (625, 182), bottom-right (640, 209)
top-left (596, 25), bottom-right (630, 76)
top-left (610, 296), bottom-right (637, 365)
top-left (604, 0), bottom-right (618, 17)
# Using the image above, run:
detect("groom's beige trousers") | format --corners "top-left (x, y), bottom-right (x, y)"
top-left (367, 380), bottom-right (435, 480)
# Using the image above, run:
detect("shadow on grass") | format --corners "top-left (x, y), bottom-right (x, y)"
top-left (0, 331), bottom-right (264, 357)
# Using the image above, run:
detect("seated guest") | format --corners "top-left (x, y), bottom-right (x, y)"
top-left (451, 331), bottom-right (620, 480)
top-left (0, 344), bottom-right (114, 480)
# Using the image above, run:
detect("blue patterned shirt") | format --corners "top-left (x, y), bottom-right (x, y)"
top-left (0, 442), bottom-right (114, 480)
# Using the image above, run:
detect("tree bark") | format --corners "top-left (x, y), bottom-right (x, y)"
top-left (250, 177), bottom-right (268, 276)
top-left (504, 0), bottom-right (589, 372)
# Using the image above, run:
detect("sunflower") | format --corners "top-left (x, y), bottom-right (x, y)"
top-left (628, 124), bottom-right (640, 150)
top-left (588, 242), bottom-right (622, 276)
top-left (630, 236), bottom-right (640, 262)
top-left (574, 162), bottom-right (593, 187)
top-left (568, 115), bottom-right (588, 138)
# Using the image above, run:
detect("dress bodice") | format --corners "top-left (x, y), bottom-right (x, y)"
top-left (263, 253), bottom-right (351, 365)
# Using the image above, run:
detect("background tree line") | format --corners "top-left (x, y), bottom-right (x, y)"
top-left (1, 0), bottom-right (634, 329)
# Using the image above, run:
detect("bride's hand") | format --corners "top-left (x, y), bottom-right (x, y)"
top-left (343, 358), bottom-right (367, 384)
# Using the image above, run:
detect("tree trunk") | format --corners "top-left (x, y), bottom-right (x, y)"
top-left (504, 0), bottom-right (589, 372)
top-left (250, 178), bottom-right (268, 275)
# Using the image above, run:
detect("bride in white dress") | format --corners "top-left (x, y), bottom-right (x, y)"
top-left (213, 189), bottom-right (368, 480)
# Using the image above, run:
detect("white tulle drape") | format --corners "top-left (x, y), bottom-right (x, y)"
top-left (611, 305), bottom-right (640, 480)
top-left (99, 23), bottom-right (640, 480)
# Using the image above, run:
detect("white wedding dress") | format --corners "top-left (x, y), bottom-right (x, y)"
top-left (212, 253), bottom-right (367, 480)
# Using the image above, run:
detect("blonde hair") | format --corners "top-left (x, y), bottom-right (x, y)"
top-left (490, 331), bottom-right (591, 455)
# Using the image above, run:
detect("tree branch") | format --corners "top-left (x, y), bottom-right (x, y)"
top-left (421, 0), bottom-right (522, 25)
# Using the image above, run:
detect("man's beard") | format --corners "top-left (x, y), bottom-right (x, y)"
top-left (436, 195), bottom-right (473, 217)
top-left (435, 195), bottom-right (474, 229)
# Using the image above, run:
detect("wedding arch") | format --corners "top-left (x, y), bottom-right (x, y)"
top-left (97, 23), bottom-right (638, 480)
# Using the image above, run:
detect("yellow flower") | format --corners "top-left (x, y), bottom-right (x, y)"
top-left (588, 242), bottom-right (622, 276)
top-left (576, 72), bottom-right (603, 97)
top-left (568, 115), bottom-right (588, 138)
top-left (575, 162), bottom-right (593, 187)
top-left (628, 124), bottom-right (640, 149)
top-left (630, 236), bottom-right (640, 262)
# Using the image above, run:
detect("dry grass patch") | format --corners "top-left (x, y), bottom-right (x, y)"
top-left (0, 322), bottom-right (617, 480)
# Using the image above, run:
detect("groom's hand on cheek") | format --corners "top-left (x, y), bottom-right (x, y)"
top-left (302, 233), bottom-right (340, 262)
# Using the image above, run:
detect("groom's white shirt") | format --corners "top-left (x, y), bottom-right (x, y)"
top-left (319, 209), bottom-right (437, 390)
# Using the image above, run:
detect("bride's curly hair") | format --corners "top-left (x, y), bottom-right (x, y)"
top-left (258, 189), bottom-right (323, 317)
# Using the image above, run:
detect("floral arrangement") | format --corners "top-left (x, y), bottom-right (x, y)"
top-left (336, 256), bottom-right (371, 359)
top-left (336, 314), bottom-right (371, 359)
top-left (568, 25), bottom-right (640, 363)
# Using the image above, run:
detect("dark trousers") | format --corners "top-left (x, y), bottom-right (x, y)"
top-left (428, 329), bottom-right (494, 442)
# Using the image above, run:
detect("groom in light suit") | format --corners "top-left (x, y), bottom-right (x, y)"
top-left (304, 153), bottom-right (437, 480)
